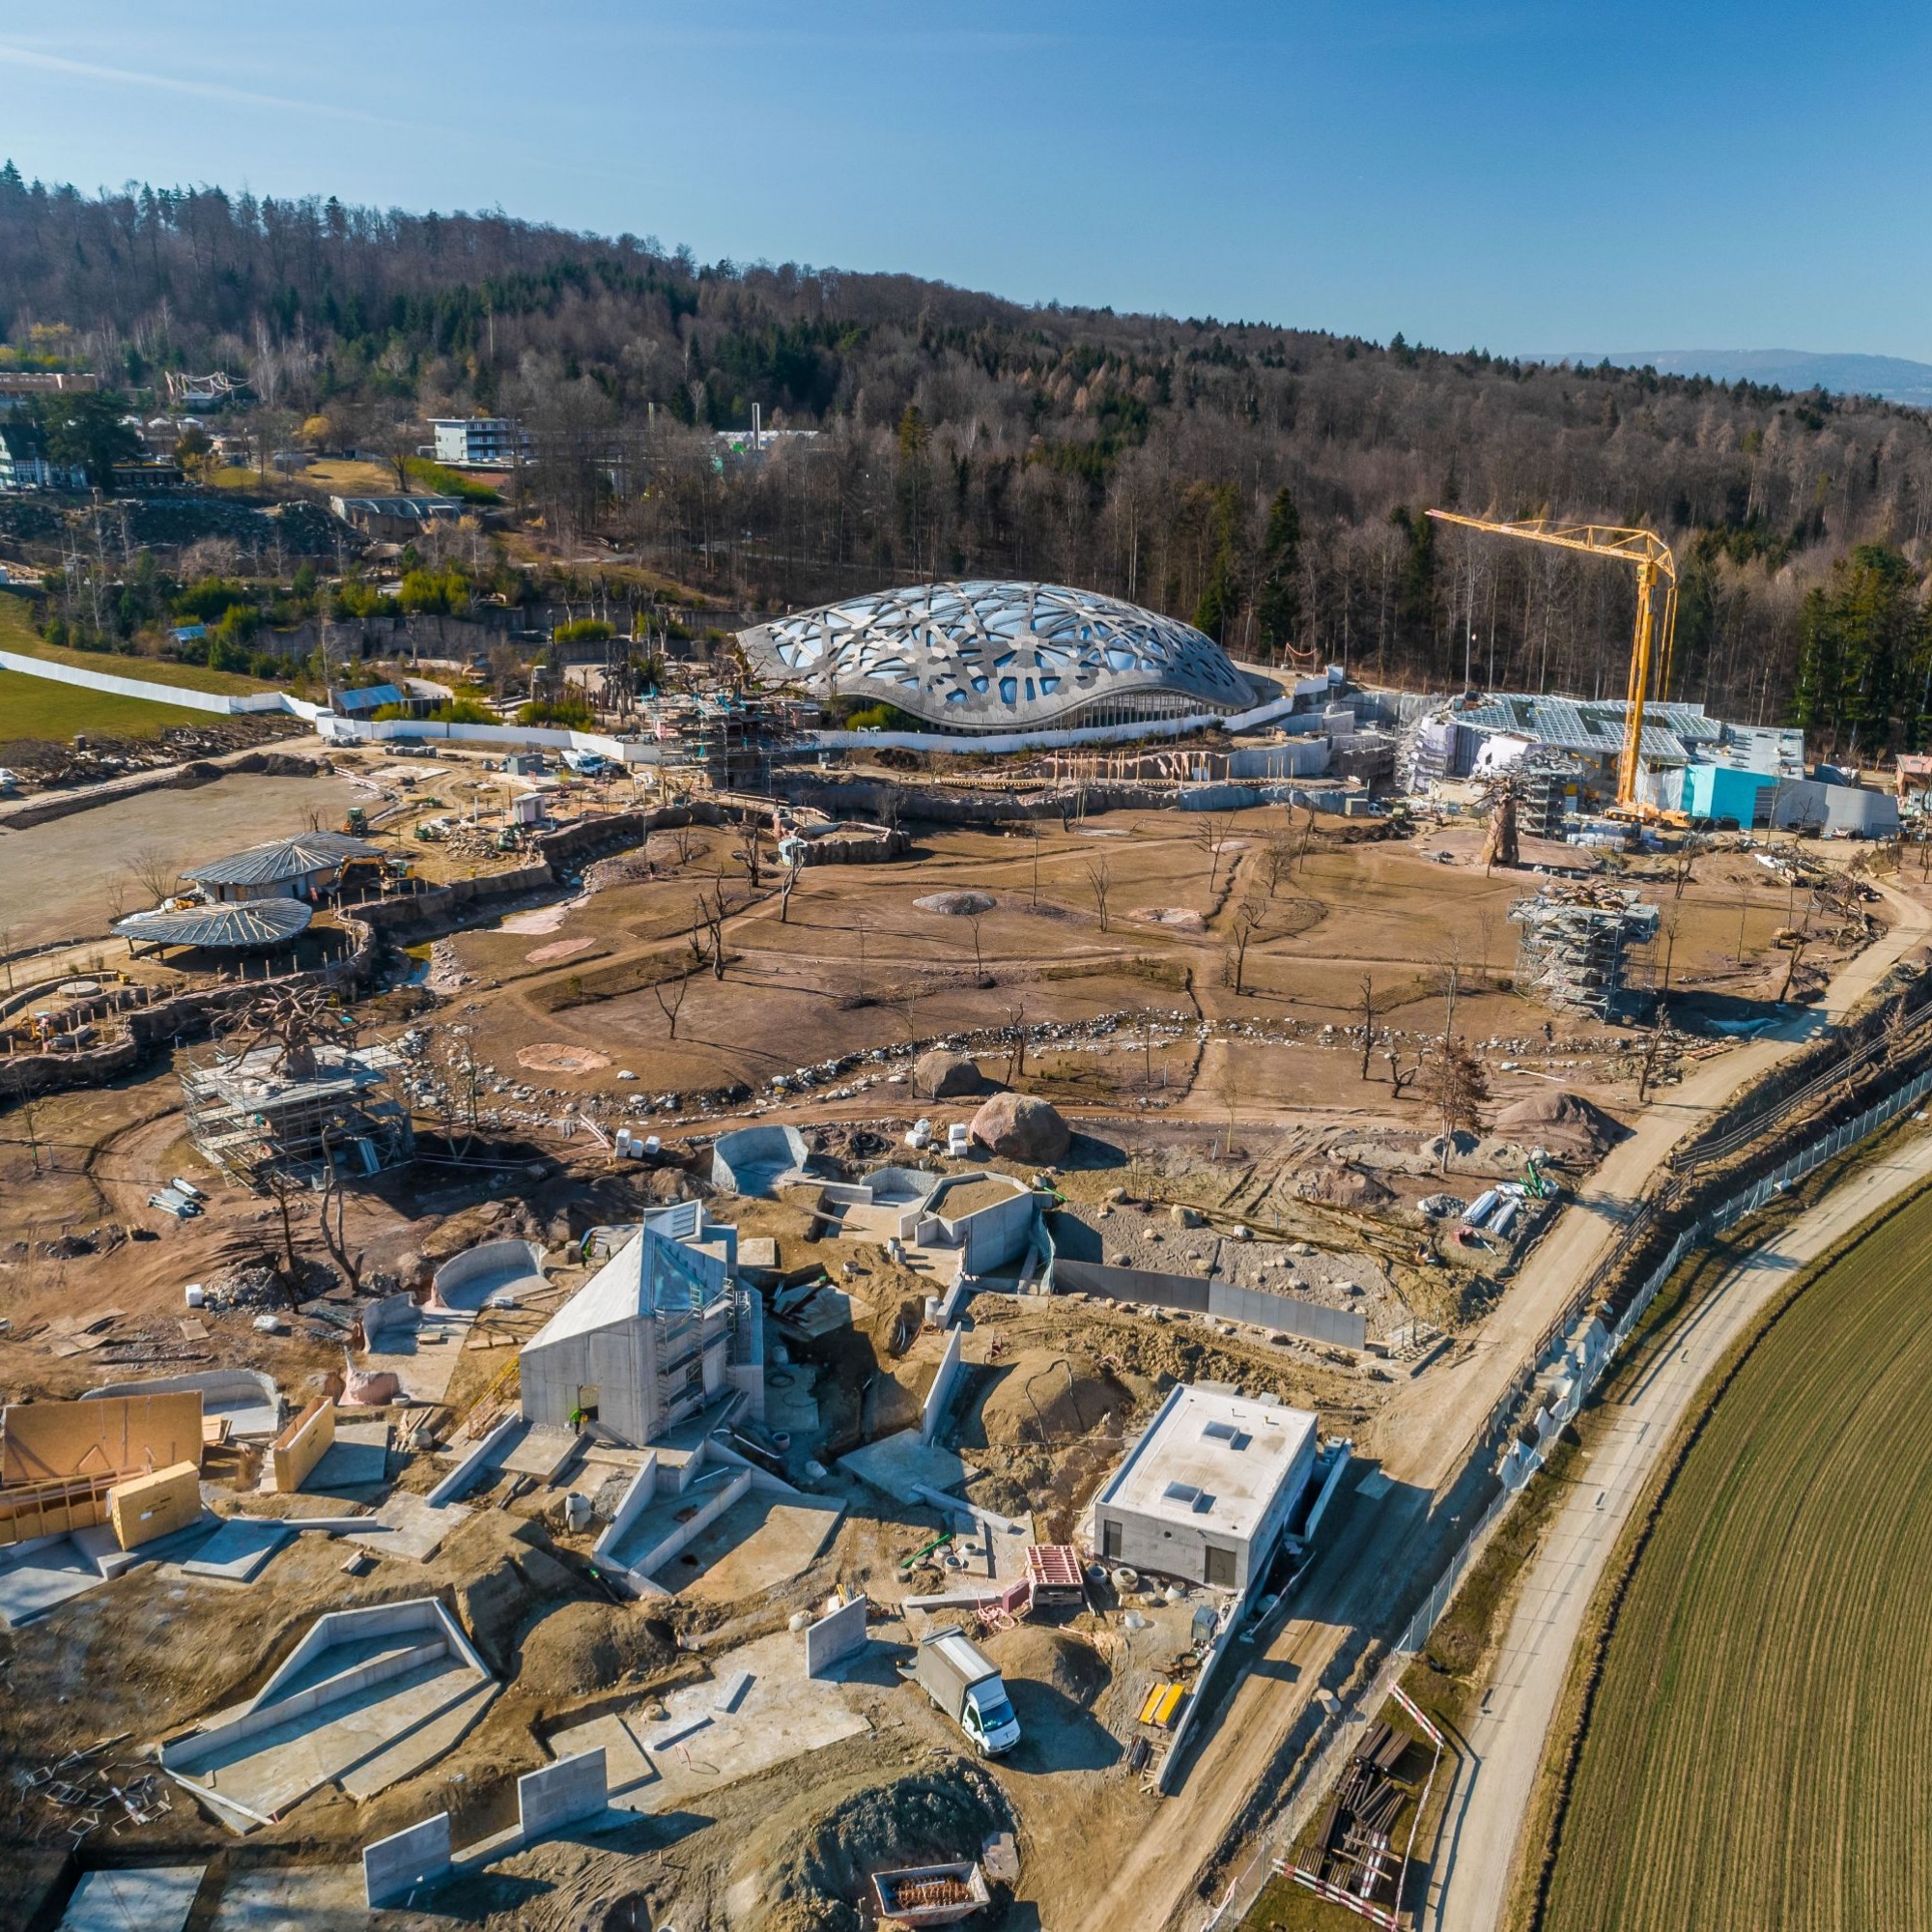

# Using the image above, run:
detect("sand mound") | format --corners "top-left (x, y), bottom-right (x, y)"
top-left (1493, 1089), bottom-right (1625, 1152)
top-left (517, 1042), bottom-right (611, 1073)
top-left (1294, 1162), bottom-right (1394, 1208)
top-left (526, 935), bottom-right (597, 965)
top-left (914, 891), bottom-right (996, 916)
top-left (976, 1349), bottom-right (1133, 1448)
top-left (984, 1624), bottom-right (1109, 1706)
top-left (753, 1764), bottom-right (1013, 1932)
top-left (1129, 905), bottom-right (1207, 931)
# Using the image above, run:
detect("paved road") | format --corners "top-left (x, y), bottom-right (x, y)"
top-left (1423, 1119), bottom-right (1932, 1932)
top-left (1075, 885), bottom-right (1932, 1932)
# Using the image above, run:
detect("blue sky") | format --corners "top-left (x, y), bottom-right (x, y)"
top-left (3, 1), bottom-right (1928, 358)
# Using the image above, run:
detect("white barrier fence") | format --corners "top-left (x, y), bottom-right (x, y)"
top-left (1194, 1059), bottom-right (1932, 1932)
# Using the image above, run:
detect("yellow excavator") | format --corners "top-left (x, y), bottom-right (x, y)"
top-left (1426, 510), bottom-right (1681, 824)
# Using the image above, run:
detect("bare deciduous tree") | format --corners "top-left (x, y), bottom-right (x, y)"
top-left (126, 843), bottom-right (179, 906)
top-left (653, 971), bottom-right (690, 1039)
top-left (1358, 973), bottom-right (1389, 1080)
top-left (1085, 857), bottom-right (1113, 932)
top-left (1422, 1038), bottom-right (1490, 1171)
top-left (1195, 814), bottom-right (1232, 895)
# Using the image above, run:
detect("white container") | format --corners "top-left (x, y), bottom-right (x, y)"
top-left (184, 1284), bottom-right (206, 1309)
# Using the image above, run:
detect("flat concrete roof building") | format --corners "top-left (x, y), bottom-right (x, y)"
top-left (1092, 1385), bottom-right (1318, 1592)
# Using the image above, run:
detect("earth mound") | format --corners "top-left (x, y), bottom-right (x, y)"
top-left (984, 1624), bottom-right (1110, 1706)
top-left (914, 1049), bottom-right (985, 1099)
top-left (1493, 1089), bottom-right (1625, 1154)
top-left (974, 1348), bottom-right (1135, 1448)
top-left (1293, 1162), bottom-right (1395, 1208)
top-left (914, 891), bottom-right (996, 916)
top-left (1129, 905), bottom-right (1207, 931)
top-left (751, 1763), bottom-right (1013, 1932)
top-left (511, 1598), bottom-right (679, 1702)
top-left (969, 1092), bottom-right (1069, 1162)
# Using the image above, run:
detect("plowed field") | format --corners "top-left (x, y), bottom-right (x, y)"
top-left (1542, 1180), bottom-right (1932, 1932)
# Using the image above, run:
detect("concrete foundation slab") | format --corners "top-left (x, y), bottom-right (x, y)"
top-left (500, 1422), bottom-right (582, 1481)
top-left (304, 1436), bottom-right (390, 1492)
top-left (165, 1600), bottom-right (495, 1828)
top-left (556, 1631), bottom-right (868, 1817)
top-left (363, 1306), bottom-right (474, 1406)
top-left (58, 1864), bottom-right (205, 1932)
top-left (339, 1676), bottom-right (497, 1802)
top-left (341, 1490), bottom-right (469, 1563)
top-left (0, 1537), bottom-right (100, 1625)
top-left (666, 1492), bottom-right (845, 1602)
top-left (180, 1517), bottom-right (294, 1584)
top-left (205, 1863), bottom-right (380, 1930)
top-left (73, 1513), bottom-right (225, 1578)
top-left (839, 1430), bottom-right (973, 1506)
top-left (541, 1712), bottom-right (658, 1796)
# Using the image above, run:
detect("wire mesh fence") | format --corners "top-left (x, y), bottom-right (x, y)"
top-left (1194, 1058), bottom-right (1932, 1932)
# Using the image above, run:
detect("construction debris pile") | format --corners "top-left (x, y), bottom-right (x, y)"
top-left (1509, 884), bottom-right (1660, 1017)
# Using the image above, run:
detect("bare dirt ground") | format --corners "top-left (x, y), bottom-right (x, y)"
top-left (0, 781), bottom-right (1914, 1931)
top-left (0, 765), bottom-right (364, 948)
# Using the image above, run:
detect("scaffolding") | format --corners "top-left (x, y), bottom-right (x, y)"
top-left (181, 1039), bottom-right (414, 1187)
top-left (1509, 885), bottom-right (1659, 1018)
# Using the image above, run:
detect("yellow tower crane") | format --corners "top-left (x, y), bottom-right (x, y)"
top-left (1426, 510), bottom-right (1678, 819)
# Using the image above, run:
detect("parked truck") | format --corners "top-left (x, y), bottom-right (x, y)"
top-left (903, 1626), bottom-right (1021, 1755)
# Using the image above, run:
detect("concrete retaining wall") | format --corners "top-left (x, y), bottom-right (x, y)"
top-left (425, 1413), bottom-right (522, 1508)
top-left (627, 1467), bottom-right (752, 1578)
top-left (1052, 1257), bottom-right (1367, 1350)
top-left (921, 1327), bottom-right (964, 1446)
top-left (363, 1810), bottom-right (451, 1907)
top-left (517, 1748), bottom-right (607, 1836)
top-left (805, 1594), bottom-right (870, 1676)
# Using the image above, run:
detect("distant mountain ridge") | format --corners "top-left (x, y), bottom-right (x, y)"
top-left (1548, 349), bottom-right (1932, 408)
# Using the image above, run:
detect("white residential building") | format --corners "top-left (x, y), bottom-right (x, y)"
top-left (430, 417), bottom-right (529, 468)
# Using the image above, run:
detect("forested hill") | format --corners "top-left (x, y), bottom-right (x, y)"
top-left (4, 164), bottom-right (1930, 757)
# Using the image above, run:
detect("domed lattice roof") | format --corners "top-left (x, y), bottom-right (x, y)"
top-left (738, 581), bottom-right (1252, 732)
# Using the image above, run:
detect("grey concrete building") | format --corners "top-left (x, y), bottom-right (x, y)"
top-left (1091, 1385), bottom-right (1318, 1592)
top-left (518, 1203), bottom-right (762, 1445)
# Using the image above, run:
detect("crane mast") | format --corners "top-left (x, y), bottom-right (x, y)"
top-left (1426, 511), bottom-right (1678, 818)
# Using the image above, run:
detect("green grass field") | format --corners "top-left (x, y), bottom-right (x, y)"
top-left (0, 592), bottom-right (275, 696)
top-left (1542, 1175), bottom-right (1932, 1932)
top-left (0, 667), bottom-right (204, 741)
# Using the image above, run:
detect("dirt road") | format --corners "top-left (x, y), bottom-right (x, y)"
top-left (1423, 1119), bottom-right (1932, 1932)
top-left (1371, 878), bottom-right (1932, 1491)
top-left (1069, 886), bottom-right (1932, 1932)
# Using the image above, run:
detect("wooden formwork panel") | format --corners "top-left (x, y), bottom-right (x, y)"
top-left (270, 1398), bottom-right (336, 1493)
top-left (106, 1460), bottom-right (202, 1549)
top-left (1, 1392), bottom-right (205, 1486)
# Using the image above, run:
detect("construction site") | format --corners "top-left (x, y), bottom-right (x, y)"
top-left (2, 528), bottom-right (1929, 1932)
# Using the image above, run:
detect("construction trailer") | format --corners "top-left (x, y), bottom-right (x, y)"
top-left (180, 1039), bottom-right (414, 1187)
top-left (1509, 885), bottom-right (1660, 1018)
top-left (518, 1202), bottom-right (763, 1446)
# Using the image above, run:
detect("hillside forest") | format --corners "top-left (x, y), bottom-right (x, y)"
top-left (4, 164), bottom-right (1932, 758)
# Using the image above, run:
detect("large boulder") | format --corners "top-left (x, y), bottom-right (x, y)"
top-left (968, 1093), bottom-right (1070, 1163)
top-left (914, 1050), bottom-right (984, 1100)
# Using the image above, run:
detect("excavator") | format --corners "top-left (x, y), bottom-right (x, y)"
top-left (1426, 510), bottom-right (1688, 827)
